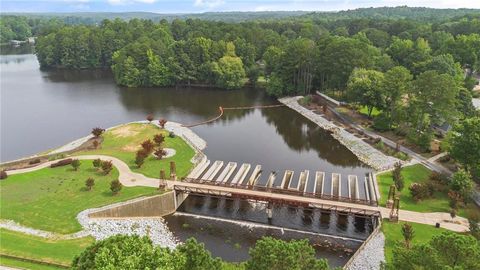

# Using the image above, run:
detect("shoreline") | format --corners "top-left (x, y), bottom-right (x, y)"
top-left (278, 96), bottom-right (399, 171)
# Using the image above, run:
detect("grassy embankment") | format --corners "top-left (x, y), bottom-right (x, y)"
top-left (377, 164), bottom-right (478, 217)
top-left (381, 219), bottom-right (448, 263)
top-left (0, 164), bottom-right (157, 234)
top-left (0, 228), bottom-right (94, 268)
top-left (76, 122), bottom-right (196, 179)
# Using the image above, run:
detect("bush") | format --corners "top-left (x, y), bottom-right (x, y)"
top-left (373, 113), bottom-right (391, 131)
top-left (159, 119), bottom-right (167, 129)
top-left (71, 159), bottom-right (81, 171)
top-left (101, 160), bottom-right (113, 175)
top-left (409, 183), bottom-right (432, 202)
top-left (375, 140), bottom-right (385, 150)
top-left (169, 131), bottom-right (176, 138)
top-left (50, 158), bottom-right (73, 168)
top-left (92, 158), bottom-right (102, 168)
top-left (153, 134), bottom-right (165, 146)
top-left (140, 139), bottom-right (155, 153)
top-left (110, 180), bottom-right (122, 195)
top-left (91, 127), bottom-right (105, 138)
top-left (394, 152), bottom-right (409, 161)
top-left (48, 154), bottom-right (65, 161)
top-left (28, 158), bottom-right (41, 165)
top-left (85, 178), bottom-right (95, 191)
top-left (0, 170), bottom-right (7, 180)
top-left (146, 114), bottom-right (154, 122)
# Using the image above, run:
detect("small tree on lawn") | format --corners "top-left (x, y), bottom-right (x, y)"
top-left (135, 149), bottom-right (148, 168)
top-left (71, 159), bottom-right (81, 171)
top-left (85, 177), bottom-right (95, 191)
top-left (110, 179), bottom-right (122, 195)
top-left (146, 114), bottom-right (154, 123)
top-left (154, 148), bottom-right (167, 160)
top-left (141, 139), bottom-right (155, 154)
top-left (101, 160), bottom-right (113, 175)
top-left (401, 223), bottom-right (415, 249)
top-left (159, 119), bottom-right (167, 129)
top-left (393, 162), bottom-right (404, 191)
top-left (91, 127), bottom-right (105, 138)
top-left (153, 134), bottom-right (165, 146)
top-left (92, 158), bottom-right (102, 169)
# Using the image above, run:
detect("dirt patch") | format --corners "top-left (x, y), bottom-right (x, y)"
top-left (111, 125), bottom-right (142, 138)
top-left (122, 144), bottom-right (141, 152)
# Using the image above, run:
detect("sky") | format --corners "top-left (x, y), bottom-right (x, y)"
top-left (1, 0), bottom-right (479, 13)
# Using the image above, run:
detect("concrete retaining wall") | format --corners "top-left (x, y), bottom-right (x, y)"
top-left (88, 192), bottom-right (177, 218)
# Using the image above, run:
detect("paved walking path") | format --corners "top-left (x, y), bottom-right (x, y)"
top-left (4, 155), bottom-right (470, 232)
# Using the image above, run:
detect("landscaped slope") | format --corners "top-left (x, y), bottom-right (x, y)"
top-left (0, 163), bottom-right (157, 233)
top-left (377, 164), bottom-right (478, 216)
top-left (77, 123), bottom-right (196, 179)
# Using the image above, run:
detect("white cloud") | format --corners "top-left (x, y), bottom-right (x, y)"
top-left (194, 0), bottom-right (225, 8)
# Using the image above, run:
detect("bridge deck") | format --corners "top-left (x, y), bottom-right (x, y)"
top-left (171, 180), bottom-right (379, 216)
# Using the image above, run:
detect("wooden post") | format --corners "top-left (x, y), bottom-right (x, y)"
top-left (170, 161), bottom-right (176, 180)
top-left (160, 170), bottom-right (166, 180)
top-left (389, 197), bottom-right (400, 222)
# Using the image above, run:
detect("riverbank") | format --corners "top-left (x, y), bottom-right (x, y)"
top-left (279, 96), bottom-right (399, 171)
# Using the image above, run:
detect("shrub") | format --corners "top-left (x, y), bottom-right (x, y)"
top-left (92, 158), bottom-right (102, 169)
top-left (91, 127), bottom-right (105, 138)
top-left (169, 131), bottom-right (176, 138)
top-left (375, 140), bottom-right (385, 150)
top-left (85, 178), bottom-right (95, 191)
top-left (48, 154), bottom-right (65, 161)
top-left (140, 139), bottom-right (155, 153)
top-left (110, 180), bottom-right (122, 195)
top-left (146, 114), bottom-right (154, 122)
top-left (101, 160), bottom-right (113, 175)
top-left (28, 158), bottom-right (41, 165)
top-left (153, 134), bottom-right (165, 146)
top-left (159, 119), bottom-right (167, 129)
top-left (0, 170), bottom-right (7, 180)
top-left (50, 158), bottom-right (73, 168)
top-left (409, 183), bottom-right (432, 202)
top-left (135, 149), bottom-right (148, 168)
top-left (394, 152), bottom-right (409, 161)
top-left (71, 159), bottom-right (81, 171)
top-left (373, 113), bottom-right (391, 131)
top-left (154, 148), bottom-right (167, 160)
top-left (311, 95), bottom-right (321, 105)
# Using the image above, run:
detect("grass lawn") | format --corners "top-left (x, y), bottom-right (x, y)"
top-left (377, 164), bottom-right (478, 217)
top-left (359, 106), bottom-right (381, 117)
top-left (0, 163), bottom-right (157, 233)
top-left (0, 256), bottom-right (64, 270)
top-left (77, 123), bottom-right (196, 179)
top-left (0, 228), bottom-right (94, 266)
top-left (381, 219), bottom-right (448, 263)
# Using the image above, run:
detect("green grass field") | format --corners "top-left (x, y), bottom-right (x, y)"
top-left (377, 164), bottom-right (477, 216)
top-left (359, 106), bottom-right (381, 117)
top-left (0, 163), bottom-right (157, 233)
top-left (381, 219), bottom-right (448, 263)
top-left (0, 256), bottom-right (64, 270)
top-left (0, 229), bottom-right (94, 266)
top-left (77, 123), bottom-right (196, 179)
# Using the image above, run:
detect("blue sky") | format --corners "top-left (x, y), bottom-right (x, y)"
top-left (1, 0), bottom-right (479, 13)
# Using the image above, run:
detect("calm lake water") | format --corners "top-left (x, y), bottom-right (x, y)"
top-left (0, 45), bottom-right (373, 266)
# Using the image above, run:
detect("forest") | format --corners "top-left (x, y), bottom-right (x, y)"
top-left (1, 7), bottom-right (480, 153)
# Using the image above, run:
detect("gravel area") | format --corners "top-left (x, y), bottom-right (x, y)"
top-left (346, 231), bottom-right (385, 270)
top-left (279, 97), bottom-right (399, 171)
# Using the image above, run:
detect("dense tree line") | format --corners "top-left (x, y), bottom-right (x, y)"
top-left (33, 11), bottom-right (480, 92)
